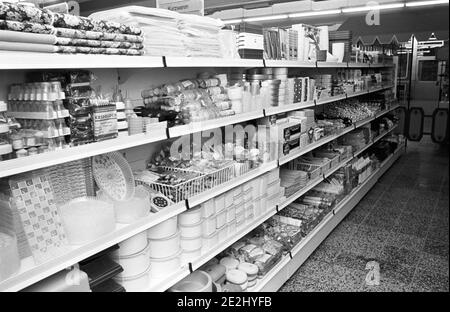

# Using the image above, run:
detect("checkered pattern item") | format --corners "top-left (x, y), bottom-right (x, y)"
top-left (9, 173), bottom-right (67, 263)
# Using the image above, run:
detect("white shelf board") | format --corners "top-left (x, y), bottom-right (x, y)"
top-left (250, 146), bottom-right (404, 292)
top-left (264, 60), bottom-right (316, 68)
top-left (0, 130), bottom-right (168, 178)
top-left (164, 57), bottom-right (264, 68)
top-left (369, 63), bottom-right (395, 68)
top-left (317, 94), bottom-right (347, 105)
top-left (348, 62), bottom-right (369, 68)
top-left (317, 61), bottom-right (347, 68)
top-left (264, 101), bottom-right (315, 116)
top-left (187, 160), bottom-right (278, 208)
top-left (0, 52), bottom-right (164, 70)
top-left (168, 110), bottom-right (264, 138)
top-left (0, 201), bottom-right (186, 292)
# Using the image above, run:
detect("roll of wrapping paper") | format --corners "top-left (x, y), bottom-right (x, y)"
top-left (0, 20), bottom-right (55, 35)
top-left (0, 30), bottom-right (56, 45)
top-left (0, 40), bottom-right (57, 53)
top-left (0, 2), bottom-right (54, 25)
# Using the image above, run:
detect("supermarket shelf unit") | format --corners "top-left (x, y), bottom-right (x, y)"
top-left (250, 145), bottom-right (405, 292)
top-left (0, 54), bottom-right (398, 292)
top-left (0, 111), bottom-right (399, 292)
top-left (0, 104), bottom-right (399, 292)
top-left (0, 88), bottom-right (396, 179)
top-left (144, 129), bottom-right (402, 292)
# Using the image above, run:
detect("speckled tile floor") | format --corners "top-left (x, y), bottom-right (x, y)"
top-left (279, 139), bottom-right (449, 292)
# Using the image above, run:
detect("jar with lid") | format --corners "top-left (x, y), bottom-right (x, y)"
top-left (0, 118), bottom-right (12, 160)
top-left (10, 132), bottom-right (24, 150)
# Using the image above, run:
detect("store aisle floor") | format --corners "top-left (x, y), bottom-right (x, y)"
top-left (279, 140), bottom-right (449, 292)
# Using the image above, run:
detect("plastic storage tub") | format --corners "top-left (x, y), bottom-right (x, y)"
top-left (148, 230), bottom-right (180, 259)
top-left (113, 243), bottom-right (150, 277)
top-left (0, 230), bottom-right (20, 282)
top-left (114, 231), bottom-right (148, 257)
top-left (149, 250), bottom-right (181, 279)
top-left (147, 215), bottom-right (178, 240)
top-left (179, 206), bottom-right (202, 226)
top-left (180, 220), bottom-right (203, 238)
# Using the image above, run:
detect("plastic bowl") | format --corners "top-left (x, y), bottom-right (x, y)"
top-left (169, 270), bottom-right (212, 292)
top-left (59, 197), bottom-right (115, 245)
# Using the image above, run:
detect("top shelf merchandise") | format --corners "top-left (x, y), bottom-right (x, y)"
top-left (0, 2), bottom-right (395, 69)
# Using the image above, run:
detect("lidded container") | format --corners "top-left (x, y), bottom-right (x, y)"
top-left (0, 101), bottom-right (12, 160)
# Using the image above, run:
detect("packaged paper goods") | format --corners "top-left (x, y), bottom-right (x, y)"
top-left (0, 2), bottom-right (145, 55)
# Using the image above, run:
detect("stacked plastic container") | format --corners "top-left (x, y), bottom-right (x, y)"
top-left (0, 101), bottom-right (12, 160)
top-left (146, 216), bottom-right (181, 281)
top-left (7, 82), bottom-right (69, 155)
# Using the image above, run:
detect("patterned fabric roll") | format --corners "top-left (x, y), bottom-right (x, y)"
top-left (53, 13), bottom-right (142, 36)
top-left (0, 20), bottom-right (55, 34)
top-left (55, 37), bottom-right (144, 49)
top-left (54, 28), bottom-right (144, 43)
top-left (0, 2), bottom-right (54, 25)
top-left (56, 46), bottom-right (144, 55)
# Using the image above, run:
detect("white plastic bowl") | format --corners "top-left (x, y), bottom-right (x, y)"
top-left (181, 235), bottom-right (202, 251)
top-left (179, 206), bottom-right (202, 226)
top-left (147, 215), bottom-right (178, 240)
top-left (179, 220), bottom-right (203, 238)
top-left (148, 230), bottom-right (180, 259)
top-left (111, 186), bottom-right (150, 224)
top-left (149, 250), bottom-right (181, 279)
top-left (114, 266), bottom-right (150, 292)
top-left (114, 231), bottom-right (148, 257)
top-left (113, 243), bottom-right (151, 277)
top-left (59, 197), bottom-right (115, 245)
top-left (169, 270), bottom-right (212, 292)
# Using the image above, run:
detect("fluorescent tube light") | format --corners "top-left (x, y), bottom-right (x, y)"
top-left (243, 14), bottom-right (289, 22)
top-left (223, 19), bottom-right (243, 24)
top-left (342, 3), bottom-right (405, 13)
top-left (289, 9), bottom-right (342, 18)
top-left (405, 0), bottom-right (449, 7)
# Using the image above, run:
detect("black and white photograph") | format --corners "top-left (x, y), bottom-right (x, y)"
top-left (0, 0), bottom-right (448, 298)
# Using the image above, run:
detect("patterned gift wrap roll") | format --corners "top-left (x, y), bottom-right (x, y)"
top-left (55, 37), bottom-right (143, 49)
top-left (91, 19), bottom-right (141, 36)
top-left (56, 45), bottom-right (144, 55)
top-left (54, 28), bottom-right (144, 43)
top-left (52, 13), bottom-right (95, 31)
top-left (0, 20), bottom-right (55, 34)
top-left (0, 2), bottom-right (54, 25)
top-left (53, 13), bottom-right (142, 36)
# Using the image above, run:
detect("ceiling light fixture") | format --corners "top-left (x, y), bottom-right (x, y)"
top-left (243, 14), bottom-right (289, 22)
top-left (405, 0), bottom-right (449, 7)
top-left (342, 3), bottom-right (405, 13)
top-left (289, 9), bottom-right (342, 18)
